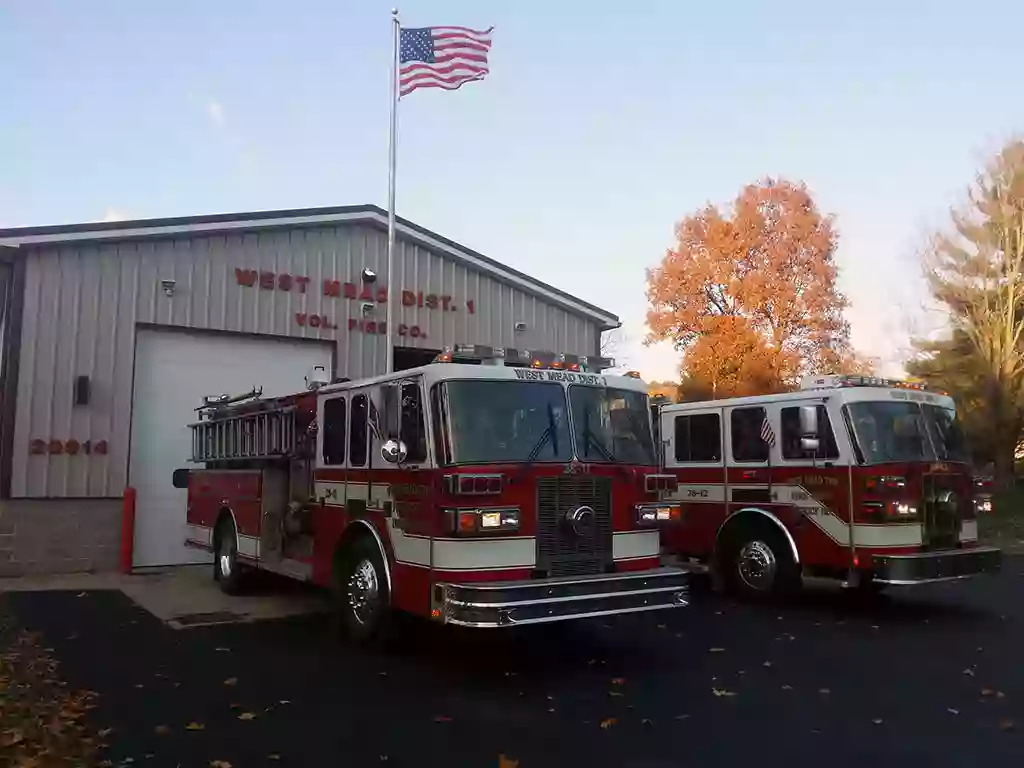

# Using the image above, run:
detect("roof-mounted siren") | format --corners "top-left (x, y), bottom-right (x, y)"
top-left (306, 365), bottom-right (331, 390)
top-left (580, 355), bottom-right (615, 373)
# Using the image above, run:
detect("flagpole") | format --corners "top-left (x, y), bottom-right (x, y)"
top-left (385, 7), bottom-right (400, 374)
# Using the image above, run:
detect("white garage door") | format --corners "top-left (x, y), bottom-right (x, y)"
top-left (129, 329), bottom-right (334, 568)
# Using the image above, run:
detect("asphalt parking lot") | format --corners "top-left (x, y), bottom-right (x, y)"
top-left (5, 562), bottom-right (1024, 768)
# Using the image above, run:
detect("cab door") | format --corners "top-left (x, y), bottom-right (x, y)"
top-left (661, 407), bottom-right (726, 557)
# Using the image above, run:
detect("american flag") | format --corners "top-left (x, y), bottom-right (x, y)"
top-left (399, 26), bottom-right (493, 97)
top-left (760, 415), bottom-right (777, 448)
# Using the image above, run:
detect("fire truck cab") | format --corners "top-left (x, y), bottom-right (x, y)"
top-left (655, 374), bottom-right (1002, 597)
top-left (179, 345), bottom-right (688, 641)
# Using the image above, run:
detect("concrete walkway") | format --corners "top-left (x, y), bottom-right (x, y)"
top-left (1, 565), bottom-right (332, 629)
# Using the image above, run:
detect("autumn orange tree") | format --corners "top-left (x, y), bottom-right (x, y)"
top-left (646, 178), bottom-right (866, 398)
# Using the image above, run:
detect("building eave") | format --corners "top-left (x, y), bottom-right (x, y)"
top-left (0, 205), bottom-right (619, 329)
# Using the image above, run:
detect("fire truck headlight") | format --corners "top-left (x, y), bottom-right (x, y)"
top-left (449, 507), bottom-right (520, 535)
top-left (636, 503), bottom-right (682, 526)
top-left (479, 509), bottom-right (520, 530)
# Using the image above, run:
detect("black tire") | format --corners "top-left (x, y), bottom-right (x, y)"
top-left (719, 518), bottom-right (800, 600)
top-left (214, 517), bottom-right (246, 595)
top-left (335, 536), bottom-right (392, 645)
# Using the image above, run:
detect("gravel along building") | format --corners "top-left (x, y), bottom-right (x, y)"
top-left (0, 205), bottom-right (619, 574)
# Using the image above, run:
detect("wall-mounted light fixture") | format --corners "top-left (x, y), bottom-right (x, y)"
top-left (160, 279), bottom-right (176, 297)
top-left (360, 301), bottom-right (375, 316)
top-left (514, 321), bottom-right (527, 333)
top-left (361, 268), bottom-right (377, 283)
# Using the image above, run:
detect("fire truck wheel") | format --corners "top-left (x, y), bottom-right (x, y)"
top-left (214, 518), bottom-right (246, 595)
top-left (721, 519), bottom-right (799, 599)
top-left (336, 537), bottom-right (391, 644)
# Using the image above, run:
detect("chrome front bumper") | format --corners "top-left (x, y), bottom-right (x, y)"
top-left (872, 546), bottom-right (1002, 585)
top-left (433, 567), bottom-right (690, 627)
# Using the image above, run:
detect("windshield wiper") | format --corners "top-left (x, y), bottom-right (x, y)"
top-left (581, 407), bottom-right (616, 462)
top-left (513, 403), bottom-right (560, 480)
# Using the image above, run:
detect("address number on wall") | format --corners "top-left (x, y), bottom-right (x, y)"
top-left (29, 439), bottom-right (109, 456)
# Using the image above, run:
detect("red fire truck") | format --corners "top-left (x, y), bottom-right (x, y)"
top-left (177, 345), bottom-right (689, 640)
top-left (654, 374), bottom-right (1002, 597)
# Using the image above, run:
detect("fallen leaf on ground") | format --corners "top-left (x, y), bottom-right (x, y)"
top-left (433, 715), bottom-right (453, 723)
top-left (712, 687), bottom-right (737, 698)
top-left (499, 755), bottom-right (519, 768)
top-left (641, 718), bottom-right (653, 726)
top-left (981, 688), bottom-right (996, 697)
top-left (97, 727), bottom-right (113, 737)
top-left (674, 714), bottom-right (690, 720)
top-left (608, 691), bottom-right (624, 697)
top-left (210, 761), bottom-right (232, 768)
top-left (237, 712), bottom-right (257, 721)
top-left (819, 688), bottom-right (831, 695)
top-left (599, 718), bottom-right (616, 730)
top-left (762, 661), bottom-right (773, 668)
top-left (708, 647), bottom-right (725, 653)
top-left (871, 718), bottom-right (883, 725)
top-left (998, 718), bottom-right (1015, 731)
top-left (268, 755), bottom-right (281, 761)
top-left (222, 677), bottom-right (238, 686)
top-left (781, 684), bottom-right (793, 691)
top-left (76, 592), bottom-right (87, 598)
top-left (947, 708), bottom-right (960, 715)
top-left (611, 677), bottom-right (625, 686)
top-left (279, 700), bottom-right (291, 705)
top-left (214, 647), bottom-right (230, 652)
top-left (963, 668), bottom-right (976, 676)
top-left (1, 730), bottom-right (25, 747)
top-left (185, 722), bottom-right (205, 731)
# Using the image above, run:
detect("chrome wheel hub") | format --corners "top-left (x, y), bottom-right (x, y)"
top-left (737, 540), bottom-right (776, 592)
top-left (347, 559), bottom-right (380, 625)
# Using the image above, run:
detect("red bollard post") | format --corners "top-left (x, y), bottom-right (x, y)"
top-left (120, 487), bottom-right (137, 574)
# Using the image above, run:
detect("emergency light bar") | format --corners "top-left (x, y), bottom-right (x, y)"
top-left (800, 374), bottom-right (929, 392)
top-left (434, 345), bottom-right (615, 372)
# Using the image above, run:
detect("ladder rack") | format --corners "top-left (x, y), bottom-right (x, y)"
top-left (189, 406), bottom-right (299, 463)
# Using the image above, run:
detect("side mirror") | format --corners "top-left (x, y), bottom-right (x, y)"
top-left (381, 438), bottom-right (408, 464)
top-left (798, 405), bottom-right (819, 439)
top-left (800, 437), bottom-right (820, 454)
top-left (172, 468), bottom-right (190, 489)
top-left (380, 384), bottom-right (401, 439)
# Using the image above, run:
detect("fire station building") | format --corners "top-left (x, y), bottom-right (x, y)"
top-left (0, 205), bottom-right (619, 575)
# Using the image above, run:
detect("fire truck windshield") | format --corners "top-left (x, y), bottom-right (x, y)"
top-left (568, 386), bottom-right (657, 465)
top-left (444, 380), bottom-right (573, 464)
top-left (844, 400), bottom-right (969, 465)
top-left (441, 380), bottom-right (656, 466)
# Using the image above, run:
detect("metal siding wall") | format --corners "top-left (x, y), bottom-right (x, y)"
top-left (12, 224), bottom-right (601, 497)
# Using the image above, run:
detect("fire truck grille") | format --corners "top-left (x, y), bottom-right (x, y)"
top-left (923, 473), bottom-right (962, 550)
top-left (535, 476), bottom-right (614, 578)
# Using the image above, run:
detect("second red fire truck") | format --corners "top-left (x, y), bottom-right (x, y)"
top-left (654, 374), bottom-right (1002, 597)
top-left (177, 345), bottom-right (689, 640)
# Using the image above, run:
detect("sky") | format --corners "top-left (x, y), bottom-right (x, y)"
top-left (3, 0), bottom-right (1024, 381)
